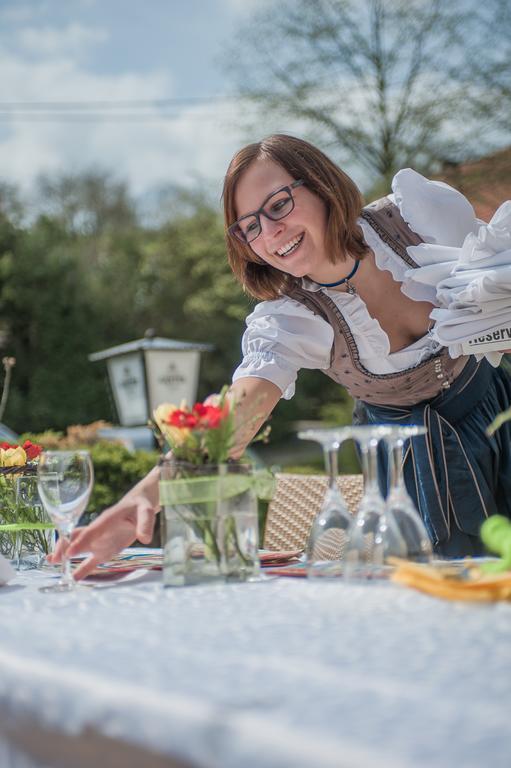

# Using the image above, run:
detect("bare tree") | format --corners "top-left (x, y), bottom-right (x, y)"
top-left (451, 0), bottom-right (510, 143)
top-left (225, 0), bottom-right (487, 187)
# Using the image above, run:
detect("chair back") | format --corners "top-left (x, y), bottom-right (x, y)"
top-left (263, 473), bottom-right (363, 551)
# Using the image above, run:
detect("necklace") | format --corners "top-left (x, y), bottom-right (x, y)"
top-left (316, 259), bottom-right (360, 294)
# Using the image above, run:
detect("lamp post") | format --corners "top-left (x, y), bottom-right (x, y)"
top-left (89, 330), bottom-right (213, 429)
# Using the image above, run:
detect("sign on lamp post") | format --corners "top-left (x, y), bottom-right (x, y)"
top-left (89, 331), bottom-right (213, 427)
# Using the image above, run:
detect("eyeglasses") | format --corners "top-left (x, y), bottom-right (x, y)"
top-left (228, 179), bottom-right (305, 244)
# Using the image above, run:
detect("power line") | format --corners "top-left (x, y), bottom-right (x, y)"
top-left (0, 96), bottom-right (229, 111)
top-left (0, 113), bottom-right (239, 122)
top-left (0, 95), bottom-right (259, 122)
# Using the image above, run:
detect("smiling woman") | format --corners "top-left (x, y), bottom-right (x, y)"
top-left (50, 133), bottom-right (511, 576)
top-left (224, 139), bottom-right (369, 298)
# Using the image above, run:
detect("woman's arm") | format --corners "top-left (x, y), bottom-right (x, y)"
top-left (228, 377), bottom-right (282, 457)
top-left (49, 377), bottom-right (281, 580)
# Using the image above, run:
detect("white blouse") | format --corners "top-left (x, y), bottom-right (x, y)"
top-left (232, 169), bottom-right (480, 399)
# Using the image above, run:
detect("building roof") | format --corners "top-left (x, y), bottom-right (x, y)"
top-left (437, 146), bottom-right (511, 222)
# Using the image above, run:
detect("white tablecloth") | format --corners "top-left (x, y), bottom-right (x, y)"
top-left (0, 556), bottom-right (510, 768)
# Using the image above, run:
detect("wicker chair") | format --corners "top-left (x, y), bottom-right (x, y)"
top-left (263, 473), bottom-right (363, 551)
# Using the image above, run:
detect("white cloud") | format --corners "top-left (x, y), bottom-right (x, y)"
top-left (0, 2), bottom-right (48, 24)
top-left (18, 22), bottom-right (108, 58)
top-left (0, 49), bottom-right (254, 203)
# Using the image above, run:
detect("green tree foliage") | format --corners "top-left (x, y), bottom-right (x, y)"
top-left (0, 216), bottom-right (111, 430)
top-left (0, 173), bottom-right (144, 432)
top-left (135, 190), bottom-right (253, 396)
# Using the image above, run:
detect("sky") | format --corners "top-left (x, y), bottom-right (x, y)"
top-left (0, 0), bottom-right (277, 208)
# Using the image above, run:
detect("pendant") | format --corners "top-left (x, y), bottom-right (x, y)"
top-left (346, 280), bottom-right (357, 295)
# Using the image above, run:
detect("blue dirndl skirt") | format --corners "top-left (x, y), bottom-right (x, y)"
top-left (359, 357), bottom-right (511, 557)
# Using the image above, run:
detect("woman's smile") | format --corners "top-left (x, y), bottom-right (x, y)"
top-left (274, 232), bottom-right (305, 257)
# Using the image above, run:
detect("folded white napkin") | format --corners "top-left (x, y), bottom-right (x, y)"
top-left (0, 553), bottom-right (15, 585)
top-left (403, 200), bottom-right (511, 365)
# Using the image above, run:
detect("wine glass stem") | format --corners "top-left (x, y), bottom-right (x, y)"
top-left (361, 442), bottom-right (379, 495)
top-left (323, 447), bottom-right (339, 490)
top-left (390, 441), bottom-right (406, 494)
top-left (59, 534), bottom-right (74, 588)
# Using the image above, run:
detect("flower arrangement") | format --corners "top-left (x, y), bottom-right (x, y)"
top-left (0, 439), bottom-right (42, 470)
top-left (0, 439), bottom-right (51, 562)
top-left (152, 388), bottom-right (273, 585)
top-left (152, 387), bottom-right (269, 465)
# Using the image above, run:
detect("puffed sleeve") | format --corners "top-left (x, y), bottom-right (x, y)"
top-left (391, 168), bottom-right (478, 247)
top-left (231, 297), bottom-right (334, 400)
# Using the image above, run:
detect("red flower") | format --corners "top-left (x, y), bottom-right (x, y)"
top-left (167, 409), bottom-right (199, 429)
top-left (164, 401), bottom-right (229, 431)
top-left (0, 441), bottom-right (15, 450)
top-left (22, 440), bottom-right (43, 461)
top-left (192, 402), bottom-right (228, 429)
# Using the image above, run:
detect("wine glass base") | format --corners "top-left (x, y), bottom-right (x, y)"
top-left (344, 563), bottom-right (395, 581)
top-left (307, 560), bottom-right (345, 579)
top-left (11, 556), bottom-right (40, 572)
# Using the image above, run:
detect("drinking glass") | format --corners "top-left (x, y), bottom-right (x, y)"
top-left (383, 425), bottom-right (433, 563)
top-left (345, 425), bottom-right (406, 579)
top-left (37, 451), bottom-right (94, 593)
top-left (297, 427), bottom-right (354, 578)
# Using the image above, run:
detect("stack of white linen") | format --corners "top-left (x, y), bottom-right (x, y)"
top-left (404, 200), bottom-right (511, 367)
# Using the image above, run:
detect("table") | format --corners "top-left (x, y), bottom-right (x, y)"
top-left (1, 558), bottom-right (510, 768)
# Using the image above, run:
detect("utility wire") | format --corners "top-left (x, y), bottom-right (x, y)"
top-left (0, 96), bottom-right (227, 110)
top-left (0, 96), bottom-right (259, 122)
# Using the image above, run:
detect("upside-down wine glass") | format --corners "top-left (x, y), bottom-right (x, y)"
top-left (297, 427), bottom-right (354, 578)
top-left (37, 450), bottom-right (93, 593)
top-left (345, 425), bottom-right (406, 579)
top-left (383, 425), bottom-right (433, 563)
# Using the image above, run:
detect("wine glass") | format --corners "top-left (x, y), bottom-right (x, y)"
top-left (297, 427), bottom-right (354, 578)
top-left (383, 425), bottom-right (433, 563)
top-left (345, 425), bottom-right (406, 579)
top-left (37, 450), bottom-right (94, 593)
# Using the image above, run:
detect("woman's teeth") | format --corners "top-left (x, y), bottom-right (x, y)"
top-left (275, 233), bottom-right (304, 257)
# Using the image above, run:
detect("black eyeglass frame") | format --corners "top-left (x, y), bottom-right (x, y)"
top-left (228, 179), bottom-right (305, 244)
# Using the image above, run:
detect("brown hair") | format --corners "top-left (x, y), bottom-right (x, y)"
top-left (222, 134), bottom-right (369, 301)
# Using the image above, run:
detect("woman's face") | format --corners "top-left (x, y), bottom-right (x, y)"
top-left (233, 158), bottom-right (330, 282)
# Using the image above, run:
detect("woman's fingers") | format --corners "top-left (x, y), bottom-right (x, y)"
top-left (46, 501), bottom-right (158, 579)
top-left (72, 553), bottom-right (110, 581)
top-left (46, 527), bottom-right (84, 563)
top-left (66, 516), bottom-right (116, 558)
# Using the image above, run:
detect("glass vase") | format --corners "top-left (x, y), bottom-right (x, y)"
top-left (0, 470), bottom-right (55, 569)
top-left (159, 460), bottom-right (260, 586)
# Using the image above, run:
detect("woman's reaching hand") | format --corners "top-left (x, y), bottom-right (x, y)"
top-left (47, 495), bottom-right (159, 580)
